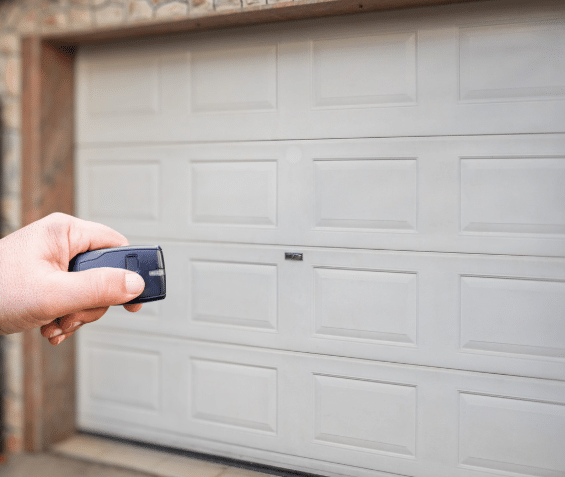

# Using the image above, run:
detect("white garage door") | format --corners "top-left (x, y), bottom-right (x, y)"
top-left (75, 2), bottom-right (565, 476)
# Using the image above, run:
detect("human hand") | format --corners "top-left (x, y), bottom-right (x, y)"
top-left (0, 212), bottom-right (145, 344)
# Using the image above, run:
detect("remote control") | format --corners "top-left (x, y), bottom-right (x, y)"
top-left (68, 245), bottom-right (166, 305)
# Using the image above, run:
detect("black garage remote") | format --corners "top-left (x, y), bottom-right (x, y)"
top-left (68, 245), bottom-right (166, 305)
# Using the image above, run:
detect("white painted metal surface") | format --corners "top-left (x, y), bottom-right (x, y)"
top-left (79, 330), bottom-right (565, 477)
top-left (76, 1), bottom-right (565, 144)
top-left (77, 136), bottom-right (565, 257)
top-left (76, 1), bottom-right (565, 476)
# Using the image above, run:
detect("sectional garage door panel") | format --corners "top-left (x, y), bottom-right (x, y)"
top-left (90, 242), bottom-right (565, 381)
top-left (77, 134), bottom-right (565, 257)
top-left (76, 2), bottom-right (565, 145)
top-left (76, 1), bottom-right (565, 476)
top-left (78, 330), bottom-right (565, 477)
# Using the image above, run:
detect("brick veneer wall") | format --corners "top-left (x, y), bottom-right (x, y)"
top-left (0, 0), bottom-right (350, 455)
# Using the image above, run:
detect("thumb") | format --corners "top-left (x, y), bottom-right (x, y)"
top-left (43, 268), bottom-right (145, 318)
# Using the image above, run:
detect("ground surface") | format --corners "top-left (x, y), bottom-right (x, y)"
top-left (0, 434), bottom-right (316, 477)
top-left (0, 453), bottom-right (157, 477)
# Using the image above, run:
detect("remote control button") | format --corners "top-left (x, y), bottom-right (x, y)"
top-left (126, 255), bottom-right (139, 271)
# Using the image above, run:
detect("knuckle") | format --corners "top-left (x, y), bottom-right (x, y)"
top-left (90, 270), bottom-right (106, 303)
top-left (43, 213), bottom-right (73, 250)
top-left (46, 212), bottom-right (69, 226)
top-left (90, 268), bottom-right (118, 305)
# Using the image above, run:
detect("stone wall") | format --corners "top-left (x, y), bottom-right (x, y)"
top-left (0, 0), bottom-right (343, 455)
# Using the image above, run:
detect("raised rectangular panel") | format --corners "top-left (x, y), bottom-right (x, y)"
top-left (460, 22), bottom-right (565, 101)
top-left (459, 393), bottom-right (565, 476)
top-left (314, 268), bottom-right (417, 345)
top-left (191, 45), bottom-right (277, 112)
top-left (460, 157), bottom-right (565, 234)
top-left (191, 161), bottom-right (277, 226)
top-left (191, 359), bottom-right (277, 433)
top-left (191, 260), bottom-right (277, 330)
top-left (314, 375), bottom-right (416, 457)
top-left (314, 158), bottom-right (417, 231)
top-left (88, 162), bottom-right (160, 220)
top-left (461, 276), bottom-right (565, 358)
top-left (312, 33), bottom-right (417, 107)
top-left (88, 344), bottom-right (160, 411)
top-left (87, 57), bottom-right (160, 115)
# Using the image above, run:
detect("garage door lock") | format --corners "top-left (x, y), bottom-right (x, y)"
top-left (285, 252), bottom-right (303, 261)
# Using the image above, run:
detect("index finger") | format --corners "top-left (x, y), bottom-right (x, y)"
top-left (67, 217), bottom-right (130, 261)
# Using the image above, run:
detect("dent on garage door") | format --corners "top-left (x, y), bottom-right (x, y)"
top-left (75, 2), bottom-right (565, 477)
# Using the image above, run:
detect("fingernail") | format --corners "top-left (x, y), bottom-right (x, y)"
top-left (125, 272), bottom-right (145, 294)
top-left (64, 321), bottom-right (83, 331)
top-left (51, 335), bottom-right (64, 345)
top-left (49, 329), bottom-right (63, 339)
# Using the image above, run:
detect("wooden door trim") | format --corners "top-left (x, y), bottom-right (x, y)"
top-left (21, 37), bottom-right (76, 452)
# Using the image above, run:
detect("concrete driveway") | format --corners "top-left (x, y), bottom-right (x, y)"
top-left (0, 434), bottom-right (316, 477)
